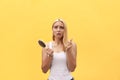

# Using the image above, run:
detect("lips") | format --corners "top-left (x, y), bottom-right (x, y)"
top-left (57, 33), bottom-right (61, 35)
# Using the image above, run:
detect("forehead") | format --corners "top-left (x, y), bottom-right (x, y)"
top-left (53, 21), bottom-right (64, 26)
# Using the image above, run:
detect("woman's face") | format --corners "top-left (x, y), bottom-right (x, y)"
top-left (52, 21), bottom-right (65, 39)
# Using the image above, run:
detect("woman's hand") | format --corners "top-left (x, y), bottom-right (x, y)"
top-left (45, 48), bottom-right (54, 57)
top-left (65, 39), bottom-right (73, 53)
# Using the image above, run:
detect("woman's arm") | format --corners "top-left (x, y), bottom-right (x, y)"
top-left (41, 43), bottom-right (53, 73)
top-left (66, 41), bottom-right (77, 72)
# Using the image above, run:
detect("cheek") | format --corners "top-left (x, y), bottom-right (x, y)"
top-left (61, 30), bottom-right (64, 34)
top-left (52, 30), bottom-right (56, 35)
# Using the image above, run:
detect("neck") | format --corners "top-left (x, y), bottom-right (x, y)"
top-left (54, 38), bottom-right (63, 45)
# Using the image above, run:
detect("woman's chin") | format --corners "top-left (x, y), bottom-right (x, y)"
top-left (56, 36), bottom-right (62, 39)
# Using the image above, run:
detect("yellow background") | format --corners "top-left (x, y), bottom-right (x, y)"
top-left (0, 0), bottom-right (120, 80)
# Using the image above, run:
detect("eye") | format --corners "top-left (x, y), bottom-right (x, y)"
top-left (60, 26), bottom-right (64, 29)
top-left (54, 26), bottom-right (58, 29)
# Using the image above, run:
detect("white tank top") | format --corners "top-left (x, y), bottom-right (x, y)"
top-left (48, 42), bottom-right (73, 80)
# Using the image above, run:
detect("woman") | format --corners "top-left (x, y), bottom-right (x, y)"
top-left (41, 19), bottom-right (77, 80)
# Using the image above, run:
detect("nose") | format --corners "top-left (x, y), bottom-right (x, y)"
top-left (57, 27), bottom-right (60, 31)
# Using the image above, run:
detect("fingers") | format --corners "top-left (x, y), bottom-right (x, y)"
top-left (66, 45), bottom-right (72, 50)
top-left (65, 39), bottom-right (73, 51)
top-left (70, 39), bottom-right (73, 43)
top-left (46, 48), bottom-right (53, 55)
top-left (68, 39), bottom-right (73, 45)
top-left (68, 39), bottom-right (73, 44)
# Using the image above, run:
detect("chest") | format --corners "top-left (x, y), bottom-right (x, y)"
top-left (52, 44), bottom-right (64, 53)
top-left (52, 52), bottom-right (66, 64)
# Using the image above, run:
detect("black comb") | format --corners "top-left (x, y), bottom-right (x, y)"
top-left (38, 40), bottom-right (46, 48)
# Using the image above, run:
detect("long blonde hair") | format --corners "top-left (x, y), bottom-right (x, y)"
top-left (52, 19), bottom-right (68, 50)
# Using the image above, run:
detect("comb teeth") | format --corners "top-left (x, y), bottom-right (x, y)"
top-left (38, 40), bottom-right (46, 48)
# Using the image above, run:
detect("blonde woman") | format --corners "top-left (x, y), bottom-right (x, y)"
top-left (41, 19), bottom-right (77, 80)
